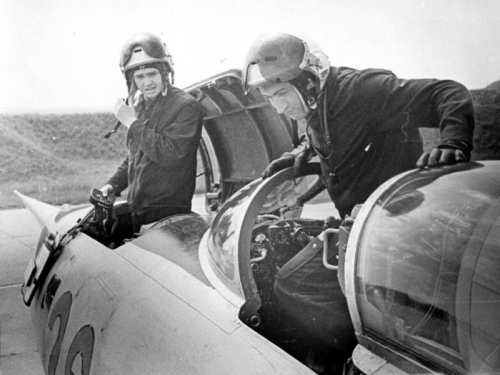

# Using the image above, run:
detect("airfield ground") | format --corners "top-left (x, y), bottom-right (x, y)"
top-left (0, 196), bottom-right (208, 375)
top-left (0, 208), bottom-right (44, 375)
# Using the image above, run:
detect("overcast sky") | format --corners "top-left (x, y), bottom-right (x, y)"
top-left (1, 0), bottom-right (499, 113)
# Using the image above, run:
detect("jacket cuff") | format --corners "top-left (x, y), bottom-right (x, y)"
top-left (126, 119), bottom-right (141, 141)
top-left (437, 140), bottom-right (472, 160)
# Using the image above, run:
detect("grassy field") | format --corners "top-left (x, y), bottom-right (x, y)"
top-left (0, 113), bottom-right (206, 209)
top-left (0, 113), bottom-right (125, 208)
top-left (1, 84), bottom-right (499, 210)
top-left (1, 159), bottom-right (125, 208)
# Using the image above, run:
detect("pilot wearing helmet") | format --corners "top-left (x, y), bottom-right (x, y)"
top-left (101, 33), bottom-right (203, 233)
top-left (242, 32), bottom-right (475, 371)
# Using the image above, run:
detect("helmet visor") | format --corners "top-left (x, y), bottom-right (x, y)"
top-left (243, 33), bottom-right (305, 91)
top-left (120, 33), bottom-right (170, 70)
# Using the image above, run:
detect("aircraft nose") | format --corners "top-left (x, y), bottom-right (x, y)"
top-left (14, 191), bottom-right (61, 228)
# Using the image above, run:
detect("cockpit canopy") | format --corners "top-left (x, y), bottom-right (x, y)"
top-left (347, 161), bottom-right (500, 374)
top-left (200, 164), bottom-right (329, 316)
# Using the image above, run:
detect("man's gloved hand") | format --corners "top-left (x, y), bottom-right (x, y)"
top-left (416, 140), bottom-right (471, 168)
top-left (292, 150), bottom-right (309, 177)
top-left (261, 151), bottom-right (311, 179)
top-left (261, 154), bottom-right (295, 179)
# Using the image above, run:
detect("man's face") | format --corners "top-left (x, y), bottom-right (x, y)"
top-left (259, 82), bottom-right (310, 121)
top-left (133, 67), bottom-right (163, 100)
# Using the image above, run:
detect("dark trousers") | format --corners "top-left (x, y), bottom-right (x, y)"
top-left (274, 235), bottom-right (357, 363)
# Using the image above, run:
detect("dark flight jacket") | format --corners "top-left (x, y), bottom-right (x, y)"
top-left (291, 67), bottom-right (475, 217)
top-left (108, 84), bottom-right (204, 221)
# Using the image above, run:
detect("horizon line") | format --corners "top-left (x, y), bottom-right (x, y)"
top-left (1, 82), bottom-right (497, 116)
top-left (0, 107), bottom-right (112, 115)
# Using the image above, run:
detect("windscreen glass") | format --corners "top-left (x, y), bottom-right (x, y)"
top-left (206, 172), bottom-right (324, 284)
top-left (355, 164), bottom-right (500, 371)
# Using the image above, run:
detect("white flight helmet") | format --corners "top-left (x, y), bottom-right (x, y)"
top-left (242, 32), bottom-right (330, 108)
top-left (119, 33), bottom-right (175, 92)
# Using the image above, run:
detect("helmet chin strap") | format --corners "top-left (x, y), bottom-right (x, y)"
top-left (161, 74), bottom-right (169, 96)
top-left (305, 75), bottom-right (321, 109)
top-left (290, 73), bottom-right (320, 110)
top-left (128, 80), bottom-right (138, 98)
top-left (307, 96), bottom-right (317, 110)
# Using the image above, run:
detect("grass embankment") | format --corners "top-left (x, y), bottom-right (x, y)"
top-left (0, 113), bottom-right (128, 209)
top-left (1, 85), bottom-right (499, 209)
top-left (0, 113), bottom-right (205, 209)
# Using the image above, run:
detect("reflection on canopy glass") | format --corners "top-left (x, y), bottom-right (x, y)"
top-left (262, 175), bottom-right (322, 214)
top-left (355, 165), bottom-right (500, 373)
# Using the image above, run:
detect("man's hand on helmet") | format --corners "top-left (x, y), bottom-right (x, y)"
top-left (261, 151), bottom-right (309, 179)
